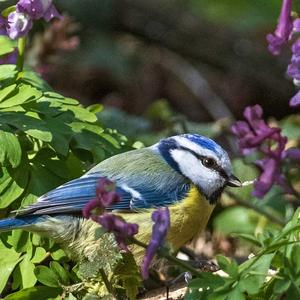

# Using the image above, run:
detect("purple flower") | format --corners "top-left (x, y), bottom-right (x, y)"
top-left (232, 105), bottom-right (291, 198)
top-left (266, 0), bottom-right (293, 55)
top-left (83, 177), bottom-right (121, 218)
top-left (6, 11), bottom-right (33, 39)
top-left (231, 105), bottom-right (280, 155)
top-left (290, 90), bottom-right (300, 106)
top-left (266, 0), bottom-right (300, 106)
top-left (253, 133), bottom-right (289, 197)
top-left (0, 48), bottom-right (18, 65)
top-left (287, 38), bottom-right (300, 106)
top-left (4, 0), bottom-right (61, 39)
top-left (287, 39), bottom-right (300, 80)
top-left (284, 148), bottom-right (300, 162)
top-left (17, 0), bottom-right (61, 21)
top-left (0, 17), bottom-right (18, 64)
top-left (0, 16), bottom-right (7, 35)
top-left (83, 177), bottom-right (138, 251)
top-left (97, 214), bottom-right (139, 251)
top-left (141, 208), bottom-right (170, 279)
top-left (95, 178), bottom-right (121, 207)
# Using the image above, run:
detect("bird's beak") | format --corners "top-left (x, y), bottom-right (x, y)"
top-left (227, 174), bottom-right (242, 187)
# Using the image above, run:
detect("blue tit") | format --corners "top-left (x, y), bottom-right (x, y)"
top-left (0, 134), bottom-right (241, 263)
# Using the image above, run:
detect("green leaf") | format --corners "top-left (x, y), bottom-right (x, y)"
top-left (0, 112), bottom-right (52, 142)
top-left (12, 265), bottom-right (22, 291)
top-left (0, 84), bottom-right (42, 108)
top-left (26, 164), bottom-right (65, 197)
top-left (216, 255), bottom-right (238, 278)
top-left (71, 121), bottom-right (104, 135)
top-left (0, 246), bottom-right (22, 293)
top-left (0, 131), bottom-right (22, 168)
top-left (291, 244), bottom-right (300, 274)
top-left (231, 233), bottom-right (262, 247)
top-left (43, 92), bottom-right (65, 100)
top-left (224, 286), bottom-right (245, 300)
top-left (19, 253), bottom-right (37, 288)
top-left (0, 36), bottom-right (15, 56)
top-left (50, 261), bottom-right (70, 285)
top-left (1, 5), bottom-right (16, 17)
top-left (286, 282), bottom-right (300, 299)
top-left (0, 165), bottom-right (29, 208)
top-left (239, 253), bottom-right (274, 295)
top-left (50, 248), bottom-right (67, 262)
top-left (113, 253), bottom-right (142, 300)
top-left (7, 230), bottom-right (31, 253)
top-left (33, 148), bottom-right (70, 179)
top-left (34, 266), bottom-right (60, 287)
top-left (4, 286), bottom-right (62, 300)
top-left (22, 69), bottom-right (52, 91)
top-left (188, 273), bottom-right (225, 300)
top-left (0, 84), bottom-right (16, 101)
top-left (189, 273), bottom-right (225, 289)
top-left (60, 104), bottom-right (97, 122)
top-left (41, 94), bottom-right (78, 105)
top-left (0, 65), bottom-right (17, 82)
top-left (42, 113), bottom-right (73, 155)
top-left (26, 128), bottom-right (52, 142)
top-left (0, 167), bottom-right (13, 193)
top-left (20, 193), bottom-right (37, 210)
top-left (273, 279), bottom-right (291, 295)
top-left (87, 103), bottom-right (103, 113)
top-left (65, 294), bottom-right (78, 300)
top-left (31, 247), bottom-right (48, 264)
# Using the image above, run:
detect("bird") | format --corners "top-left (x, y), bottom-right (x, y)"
top-left (0, 133), bottom-right (241, 266)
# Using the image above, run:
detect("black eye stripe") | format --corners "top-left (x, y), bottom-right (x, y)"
top-left (178, 146), bottom-right (228, 180)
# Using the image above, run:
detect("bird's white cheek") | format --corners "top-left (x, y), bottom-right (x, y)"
top-left (171, 150), bottom-right (200, 180)
top-left (171, 149), bottom-right (225, 197)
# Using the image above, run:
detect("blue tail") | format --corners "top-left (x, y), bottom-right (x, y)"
top-left (0, 216), bottom-right (41, 232)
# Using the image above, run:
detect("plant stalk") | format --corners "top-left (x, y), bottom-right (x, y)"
top-left (16, 37), bottom-right (26, 77)
top-left (131, 237), bottom-right (202, 276)
top-left (226, 191), bottom-right (285, 226)
top-left (99, 268), bottom-right (113, 294)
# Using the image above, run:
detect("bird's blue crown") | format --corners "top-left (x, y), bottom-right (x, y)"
top-left (182, 134), bottom-right (223, 155)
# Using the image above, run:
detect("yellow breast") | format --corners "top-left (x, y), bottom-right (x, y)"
top-left (167, 185), bottom-right (215, 249)
top-left (122, 185), bottom-right (215, 262)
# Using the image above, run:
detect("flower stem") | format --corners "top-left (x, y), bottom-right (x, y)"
top-left (99, 268), bottom-right (113, 294)
top-left (159, 251), bottom-right (203, 276)
top-left (226, 191), bottom-right (285, 226)
top-left (16, 37), bottom-right (26, 77)
top-left (131, 237), bottom-right (202, 276)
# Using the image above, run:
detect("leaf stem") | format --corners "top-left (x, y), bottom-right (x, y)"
top-left (16, 37), bottom-right (26, 77)
top-left (99, 268), bottom-right (113, 294)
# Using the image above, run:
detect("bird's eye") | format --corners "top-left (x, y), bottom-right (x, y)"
top-left (202, 157), bottom-right (216, 168)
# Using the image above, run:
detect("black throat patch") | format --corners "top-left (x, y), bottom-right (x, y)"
top-left (197, 185), bottom-right (225, 205)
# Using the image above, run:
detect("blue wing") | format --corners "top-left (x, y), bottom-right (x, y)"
top-left (15, 148), bottom-right (190, 216)
top-left (16, 172), bottom-right (190, 216)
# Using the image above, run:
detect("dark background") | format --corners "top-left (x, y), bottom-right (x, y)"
top-left (23, 0), bottom-right (297, 123)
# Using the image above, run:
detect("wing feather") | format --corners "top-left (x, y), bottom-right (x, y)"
top-left (16, 148), bottom-right (189, 216)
